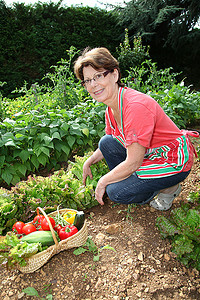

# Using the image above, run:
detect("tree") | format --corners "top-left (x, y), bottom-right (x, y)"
top-left (114, 0), bottom-right (200, 88)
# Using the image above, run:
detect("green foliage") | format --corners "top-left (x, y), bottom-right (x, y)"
top-left (73, 236), bottom-right (116, 262)
top-left (43, 46), bottom-right (88, 110)
top-left (0, 153), bottom-right (109, 234)
top-left (0, 99), bottom-right (106, 186)
top-left (22, 286), bottom-right (53, 300)
top-left (156, 189), bottom-right (200, 270)
top-left (0, 232), bottom-right (42, 269)
top-left (150, 83), bottom-right (200, 128)
top-left (0, 1), bottom-right (121, 97)
top-left (125, 59), bottom-right (179, 93)
top-left (116, 28), bottom-right (150, 77)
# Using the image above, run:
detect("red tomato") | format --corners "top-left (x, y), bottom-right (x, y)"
top-left (54, 224), bottom-right (63, 233)
top-left (33, 214), bottom-right (45, 229)
top-left (41, 217), bottom-right (55, 231)
top-left (12, 221), bottom-right (25, 234)
top-left (22, 223), bottom-right (37, 235)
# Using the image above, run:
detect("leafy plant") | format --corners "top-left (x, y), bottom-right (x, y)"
top-left (0, 99), bottom-right (106, 186)
top-left (125, 59), bottom-right (180, 94)
top-left (22, 286), bottom-right (53, 300)
top-left (0, 153), bottom-right (109, 234)
top-left (0, 233), bottom-right (42, 269)
top-left (156, 191), bottom-right (200, 270)
top-left (116, 28), bottom-right (150, 78)
top-left (73, 236), bottom-right (116, 262)
top-left (150, 82), bottom-right (200, 128)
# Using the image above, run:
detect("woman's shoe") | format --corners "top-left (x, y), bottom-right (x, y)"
top-left (149, 184), bottom-right (182, 211)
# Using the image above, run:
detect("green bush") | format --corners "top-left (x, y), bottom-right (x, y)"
top-left (117, 28), bottom-right (150, 78)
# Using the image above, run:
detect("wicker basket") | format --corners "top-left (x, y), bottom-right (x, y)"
top-left (18, 207), bottom-right (88, 273)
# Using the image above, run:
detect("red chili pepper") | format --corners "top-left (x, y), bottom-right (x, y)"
top-left (58, 225), bottom-right (78, 241)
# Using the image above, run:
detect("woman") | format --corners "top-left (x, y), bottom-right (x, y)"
top-left (74, 47), bottom-right (199, 210)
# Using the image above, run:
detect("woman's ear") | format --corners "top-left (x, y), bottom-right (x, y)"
top-left (113, 69), bottom-right (119, 83)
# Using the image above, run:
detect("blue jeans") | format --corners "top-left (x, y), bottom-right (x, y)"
top-left (99, 135), bottom-right (191, 205)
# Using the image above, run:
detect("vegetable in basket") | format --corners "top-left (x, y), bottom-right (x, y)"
top-left (21, 231), bottom-right (57, 247)
top-left (59, 225), bottom-right (78, 241)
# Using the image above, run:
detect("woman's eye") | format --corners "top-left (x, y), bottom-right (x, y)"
top-left (95, 74), bottom-right (103, 80)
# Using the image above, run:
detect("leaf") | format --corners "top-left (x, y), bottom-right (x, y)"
top-left (101, 245), bottom-right (116, 252)
top-left (18, 150), bottom-right (31, 162)
top-left (5, 140), bottom-right (17, 147)
top-left (82, 128), bottom-right (89, 136)
top-left (67, 136), bottom-right (76, 148)
top-left (46, 295), bottom-right (53, 300)
top-left (22, 287), bottom-right (39, 297)
top-left (14, 163), bottom-right (27, 176)
top-left (31, 155), bottom-right (40, 169)
top-left (1, 170), bottom-right (13, 185)
top-left (61, 145), bottom-right (70, 156)
top-left (93, 255), bottom-right (100, 262)
top-left (37, 153), bottom-right (48, 166)
top-left (52, 132), bottom-right (62, 140)
top-left (73, 247), bottom-right (88, 255)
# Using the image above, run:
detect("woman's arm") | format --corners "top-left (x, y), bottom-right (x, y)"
top-left (95, 142), bottom-right (146, 205)
top-left (82, 148), bottom-right (104, 185)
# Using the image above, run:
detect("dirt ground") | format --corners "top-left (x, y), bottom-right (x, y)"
top-left (0, 158), bottom-right (199, 300)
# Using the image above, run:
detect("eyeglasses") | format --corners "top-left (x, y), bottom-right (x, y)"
top-left (81, 70), bottom-right (111, 87)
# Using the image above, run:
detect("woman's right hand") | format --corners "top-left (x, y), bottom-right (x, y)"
top-left (83, 160), bottom-right (93, 185)
top-left (82, 148), bottom-right (104, 185)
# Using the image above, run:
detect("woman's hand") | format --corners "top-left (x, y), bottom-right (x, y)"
top-left (82, 148), bottom-right (104, 185)
top-left (95, 177), bottom-right (106, 205)
top-left (83, 160), bottom-right (93, 185)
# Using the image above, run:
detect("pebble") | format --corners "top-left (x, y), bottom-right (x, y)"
top-left (105, 223), bottom-right (122, 234)
top-left (18, 292), bottom-right (25, 299)
top-left (138, 251), bottom-right (144, 261)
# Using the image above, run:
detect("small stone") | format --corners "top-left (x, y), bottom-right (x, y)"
top-left (18, 292), bottom-right (25, 299)
top-left (133, 273), bottom-right (140, 280)
top-left (127, 258), bottom-right (133, 264)
top-left (94, 233), bottom-right (106, 245)
top-left (150, 268), bottom-right (156, 273)
top-left (105, 223), bottom-right (122, 234)
top-left (164, 253), bottom-right (171, 261)
top-left (138, 251), bottom-right (144, 261)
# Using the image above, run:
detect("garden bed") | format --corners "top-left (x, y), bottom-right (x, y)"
top-left (0, 159), bottom-right (199, 300)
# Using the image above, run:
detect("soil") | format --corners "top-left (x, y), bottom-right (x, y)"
top-left (0, 159), bottom-right (200, 300)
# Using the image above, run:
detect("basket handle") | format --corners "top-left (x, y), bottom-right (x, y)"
top-left (36, 207), bottom-right (59, 247)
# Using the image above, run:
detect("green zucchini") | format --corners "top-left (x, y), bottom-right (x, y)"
top-left (73, 211), bottom-right (85, 230)
top-left (21, 231), bottom-right (55, 247)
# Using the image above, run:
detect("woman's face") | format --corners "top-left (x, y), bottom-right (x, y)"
top-left (82, 65), bottom-right (119, 105)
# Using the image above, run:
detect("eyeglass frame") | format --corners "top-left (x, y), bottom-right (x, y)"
top-left (81, 70), bottom-right (111, 87)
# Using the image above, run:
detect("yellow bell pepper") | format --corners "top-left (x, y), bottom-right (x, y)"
top-left (63, 211), bottom-right (77, 224)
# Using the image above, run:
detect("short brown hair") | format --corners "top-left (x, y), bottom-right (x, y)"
top-left (74, 47), bottom-right (124, 87)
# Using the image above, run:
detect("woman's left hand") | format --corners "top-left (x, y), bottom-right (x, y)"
top-left (95, 178), bottom-right (106, 205)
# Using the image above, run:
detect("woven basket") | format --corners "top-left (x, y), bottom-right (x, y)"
top-left (18, 207), bottom-right (88, 273)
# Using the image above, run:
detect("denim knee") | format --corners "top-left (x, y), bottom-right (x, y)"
top-left (98, 135), bottom-right (114, 153)
top-left (106, 182), bottom-right (155, 205)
